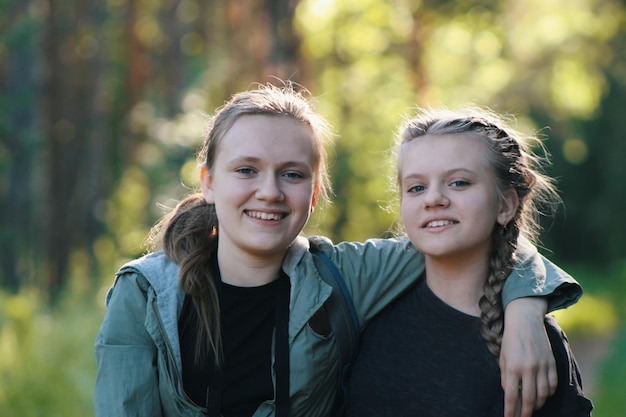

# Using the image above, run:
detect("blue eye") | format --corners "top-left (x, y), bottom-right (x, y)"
top-left (236, 167), bottom-right (255, 175)
top-left (283, 171), bottom-right (304, 180)
top-left (450, 180), bottom-right (469, 187)
top-left (408, 185), bottom-right (426, 193)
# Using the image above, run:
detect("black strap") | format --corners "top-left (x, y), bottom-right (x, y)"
top-left (206, 266), bottom-right (223, 417)
top-left (274, 274), bottom-right (291, 417)
top-left (310, 246), bottom-right (360, 416)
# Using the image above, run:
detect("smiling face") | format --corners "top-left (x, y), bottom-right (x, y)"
top-left (201, 114), bottom-right (319, 261)
top-left (398, 133), bottom-right (518, 263)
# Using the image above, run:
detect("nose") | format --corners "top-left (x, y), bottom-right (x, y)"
top-left (423, 185), bottom-right (449, 208)
top-left (256, 174), bottom-right (284, 201)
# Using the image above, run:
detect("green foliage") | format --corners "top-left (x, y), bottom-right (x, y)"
top-left (293, 0), bottom-right (626, 260)
top-left (594, 327), bottom-right (626, 417)
top-left (0, 289), bottom-right (100, 417)
top-left (548, 262), bottom-right (626, 417)
top-left (551, 293), bottom-right (618, 339)
top-left (296, 0), bottom-right (418, 240)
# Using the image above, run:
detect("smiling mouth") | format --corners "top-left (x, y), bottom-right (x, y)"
top-left (424, 219), bottom-right (457, 228)
top-left (246, 210), bottom-right (287, 221)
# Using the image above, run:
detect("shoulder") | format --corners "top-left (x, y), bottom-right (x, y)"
top-left (281, 235), bottom-right (420, 281)
top-left (539, 315), bottom-right (594, 417)
top-left (107, 251), bottom-right (181, 304)
top-left (543, 315), bottom-right (573, 366)
top-left (544, 315), bottom-right (569, 345)
top-left (308, 235), bottom-right (417, 258)
top-left (543, 315), bottom-right (578, 376)
top-left (283, 234), bottom-right (422, 280)
top-left (304, 235), bottom-right (424, 288)
top-left (118, 251), bottom-right (179, 276)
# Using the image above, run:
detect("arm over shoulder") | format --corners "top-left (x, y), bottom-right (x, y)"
top-left (309, 236), bottom-right (425, 325)
top-left (501, 238), bottom-right (583, 311)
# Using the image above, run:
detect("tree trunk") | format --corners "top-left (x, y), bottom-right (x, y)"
top-left (266, 0), bottom-right (302, 82)
top-left (41, 0), bottom-right (105, 301)
top-left (0, 0), bottom-right (38, 292)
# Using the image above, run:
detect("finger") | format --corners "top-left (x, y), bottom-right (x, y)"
top-left (535, 348), bottom-right (557, 409)
top-left (534, 370), bottom-right (549, 409)
top-left (499, 355), bottom-right (507, 390)
top-left (515, 394), bottom-right (522, 417)
top-left (541, 322), bottom-right (557, 397)
top-left (520, 377), bottom-right (538, 417)
top-left (503, 376), bottom-right (520, 417)
top-left (547, 357), bottom-right (558, 396)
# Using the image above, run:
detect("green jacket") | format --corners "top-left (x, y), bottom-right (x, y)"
top-left (94, 235), bottom-right (581, 417)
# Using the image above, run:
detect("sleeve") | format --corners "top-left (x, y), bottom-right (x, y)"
top-left (501, 237), bottom-right (583, 312)
top-left (94, 273), bottom-right (162, 417)
top-left (318, 236), bottom-right (425, 326)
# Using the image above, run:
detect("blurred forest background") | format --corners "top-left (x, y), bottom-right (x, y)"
top-left (1, 0), bottom-right (625, 415)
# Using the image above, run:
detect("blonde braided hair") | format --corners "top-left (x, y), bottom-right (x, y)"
top-left (395, 107), bottom-right (560, 359)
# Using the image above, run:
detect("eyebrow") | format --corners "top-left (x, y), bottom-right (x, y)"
top-left (402, 168), bottom-right (477, 180)
top-left (228, 156), bottom-right (313, 170)
top-left (229, 156), bottom-right (261, 164)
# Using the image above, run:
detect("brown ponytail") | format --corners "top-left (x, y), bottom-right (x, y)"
top-left (164, 194), bottom-right (221, 364)
top-left (147, 193), bottom-right (221, 365)
top-left (147, 82), bottom-right (334, 365)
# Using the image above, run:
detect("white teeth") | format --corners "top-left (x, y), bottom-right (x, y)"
top-left (248, 211), bottom-right (284, 220)
top-left (426, 220), bottom-right (455, 228)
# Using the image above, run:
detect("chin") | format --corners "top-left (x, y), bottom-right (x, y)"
top-left (248, 237), bottom-right (295, 255)
top-left (418, 245), bottom-right (461, 260)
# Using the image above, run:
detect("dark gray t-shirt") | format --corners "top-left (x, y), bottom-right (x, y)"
top-left (349, 277), bottom-right (593, 417)
top-left (349, 277), bottom-right (503, 417)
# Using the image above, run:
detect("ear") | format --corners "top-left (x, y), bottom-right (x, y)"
top-left (497, 188), bottom-right (519, 227)
top-left (310, 184), bottom-right (320, 213)
top-left (200, 165), bottom-right (215, 204)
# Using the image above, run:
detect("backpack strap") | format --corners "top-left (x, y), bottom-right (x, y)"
top-left (309, 245), bottom-right (360, 416)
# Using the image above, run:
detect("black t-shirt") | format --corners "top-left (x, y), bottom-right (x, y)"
top-left (349, 277), bottom-right (593, 417)
top-left (178, 274), bottom-right (284, 417)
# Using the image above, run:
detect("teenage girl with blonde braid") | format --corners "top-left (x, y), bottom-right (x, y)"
top-left (95, 86), bottom-right (582, 417)
top-left (349, 108), bottom-right (593, 417)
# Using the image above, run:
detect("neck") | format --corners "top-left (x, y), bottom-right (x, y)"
top-left (216, 245), bottom-right (285, 287)
top-left (424, 253), bottom-right (488, 316)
